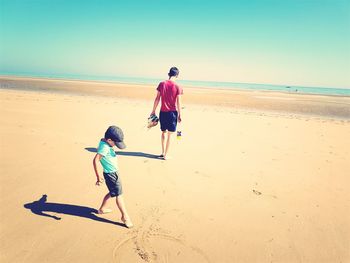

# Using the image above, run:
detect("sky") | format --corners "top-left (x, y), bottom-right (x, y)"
top-left (0, 0), bottom-right (350, 88)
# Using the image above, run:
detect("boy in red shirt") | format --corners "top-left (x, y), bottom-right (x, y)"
top-left (151, 67), bottom-right (183, 160)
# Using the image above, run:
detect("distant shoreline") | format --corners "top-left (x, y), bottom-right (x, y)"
top-left (1, 75), bottom-right (350, 99)
top-left (1, 73), bottom-right (349, 97)
top-left (1, 75), bottom-right (350, 120)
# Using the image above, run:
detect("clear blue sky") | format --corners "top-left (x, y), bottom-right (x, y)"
top-left (1, 0), bottom-right (349, 87)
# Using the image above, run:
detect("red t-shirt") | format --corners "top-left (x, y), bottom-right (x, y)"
top-left (157, 80), bottom-right (183, 112)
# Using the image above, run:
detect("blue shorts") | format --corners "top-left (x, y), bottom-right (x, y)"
top-left (159, 111), bottom-right (178, 132)
top-left (103, 171), bottom-right (123, 197)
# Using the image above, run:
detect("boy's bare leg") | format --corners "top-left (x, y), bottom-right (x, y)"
top-left (161, 131), bottom-right (166, 156)
top-left (163, 132), bottom-right (173, 160)
top-left (116, 194), bottom-right (133, 228)
top-left (98, 193), bottom-right (112, 214)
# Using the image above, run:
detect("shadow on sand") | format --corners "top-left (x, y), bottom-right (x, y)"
top-left (85, 147), bottom-right (97, 153)
top-left (115, 151), bottom-right (160, 159)
top-left (84, 147), bottom-right (160, 159)
top-left (24, 195), bottom-right (125, 227)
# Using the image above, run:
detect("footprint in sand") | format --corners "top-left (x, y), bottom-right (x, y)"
top-left (253, 189), bottom-right (262, 195)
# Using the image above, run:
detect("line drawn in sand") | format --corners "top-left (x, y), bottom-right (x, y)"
top-left (113, 207), bottom-right (211, 263)
top-left (113, 231), bottom-right (211, 263)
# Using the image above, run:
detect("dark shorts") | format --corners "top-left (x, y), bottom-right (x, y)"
top-left (159, 111), bottom-right (178, 132)
top-left (103, 171), bottom-right (123, 197)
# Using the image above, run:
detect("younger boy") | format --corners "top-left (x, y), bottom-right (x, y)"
top-left (92, 125), bottom-right (133, 228)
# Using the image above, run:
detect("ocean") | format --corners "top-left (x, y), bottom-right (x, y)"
top-left (1, 72), bottom-right (349, 96)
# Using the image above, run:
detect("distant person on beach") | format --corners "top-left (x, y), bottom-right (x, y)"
top-left (150, 67), bottom-right (183, 160)
top-left (92, 126), bottom-right (133, 228)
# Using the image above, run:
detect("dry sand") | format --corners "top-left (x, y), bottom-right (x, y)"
top-left (0, 77), bottom-right (349, 262)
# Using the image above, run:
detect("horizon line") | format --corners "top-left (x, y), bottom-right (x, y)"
top-left (0, 72), bottom-right (349, 90)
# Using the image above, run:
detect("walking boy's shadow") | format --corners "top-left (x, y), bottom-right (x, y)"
top-left (24, 195), bottom-right (125, 227)
top-left (85, 147), bottom-right (97, 153)
top-left (116, 151), bottom-right (160, 159)
top-left (84, 147), bottom-right (160, 159)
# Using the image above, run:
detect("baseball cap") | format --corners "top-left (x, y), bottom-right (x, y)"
top-left (168, 67), bottom-right (179, 77)
top-left (105, 126), bottom-right (126, 149)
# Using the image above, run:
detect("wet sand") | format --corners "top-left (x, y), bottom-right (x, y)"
top-left (1, 76), bottom-right (350, 119)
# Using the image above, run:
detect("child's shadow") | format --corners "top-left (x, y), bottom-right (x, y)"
top-left (24, 195), bottom-right (125, 227)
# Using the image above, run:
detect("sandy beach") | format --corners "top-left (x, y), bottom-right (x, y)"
top-left (0, 77), bottom-right (349, 262)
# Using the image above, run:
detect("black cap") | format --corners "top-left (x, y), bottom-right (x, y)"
top-left (168, 67), bottom-right (179, 77)
top-left (105, 126), bottom-right (126, 149)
